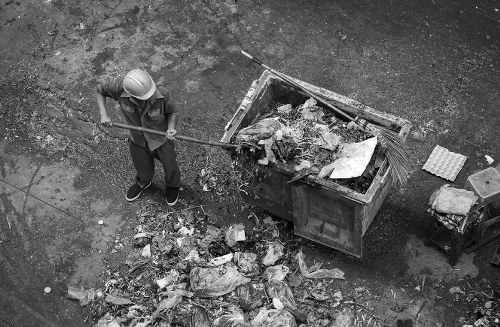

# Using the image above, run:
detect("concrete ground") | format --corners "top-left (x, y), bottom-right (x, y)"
top-left (1, 0), bottom-right (499, 326)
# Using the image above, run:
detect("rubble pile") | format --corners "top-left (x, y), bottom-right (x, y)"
top-left (70, 201), bottom-right (386, 327)
top-left (233, 98), bottom-right (384, 193)
top-left (453, 278), bottom-right (500, 326)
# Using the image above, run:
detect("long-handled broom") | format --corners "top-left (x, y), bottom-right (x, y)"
top-left (240, 50), bottom-right (410, 187)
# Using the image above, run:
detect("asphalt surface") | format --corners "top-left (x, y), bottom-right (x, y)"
top-left (1, 0), bottom-right (499, 326)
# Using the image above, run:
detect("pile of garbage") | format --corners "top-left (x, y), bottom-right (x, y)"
top-left (451, 278), bottom-right (500, 326)
top-left (233, 98), bottom-right (384, 193)
top-left (69, 200), bottom-right (383, 327)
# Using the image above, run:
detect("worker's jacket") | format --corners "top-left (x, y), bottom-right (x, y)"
top-left (97, 79), bottom-right (177, 151)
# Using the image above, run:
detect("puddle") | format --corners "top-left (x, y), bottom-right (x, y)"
top-left (404, 234), bottom-right (478, 281)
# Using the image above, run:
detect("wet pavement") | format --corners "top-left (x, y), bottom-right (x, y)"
top-left (1, 0), bottom-right (499, 326)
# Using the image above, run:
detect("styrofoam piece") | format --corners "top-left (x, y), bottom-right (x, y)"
top-left (422, 145), bottom-right (467, 181)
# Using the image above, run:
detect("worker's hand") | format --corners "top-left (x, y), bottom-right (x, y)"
top-left (166, 129), bottom-right (177, 140)
top-left (100, 113), bottom-right (112, 127)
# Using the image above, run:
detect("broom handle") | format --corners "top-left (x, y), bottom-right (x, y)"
top-left (111, 122), bottom-right (238, 149)
top-left (241, 50), bottom-right (361, 126)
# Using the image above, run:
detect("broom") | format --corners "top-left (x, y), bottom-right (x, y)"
top-left (240, 50), bottom-right (410, 187)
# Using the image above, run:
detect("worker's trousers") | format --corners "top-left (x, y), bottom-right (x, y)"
top-left (128, 139), bottom-right (181, 188)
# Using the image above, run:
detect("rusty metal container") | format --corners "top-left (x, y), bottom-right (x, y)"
top-left (221, 71), bottom-right (411, 257)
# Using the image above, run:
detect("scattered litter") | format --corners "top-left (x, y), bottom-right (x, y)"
top-left (423, 145), bottom-right (467, 181)
top-left (98, 220), bottom-right (103, 225)
top-left (449, 286), bottom-right (465, 294)
top-left (212, 305), bottom-right (250, 327)
top-left (296, 250), bottom-right (345, 279)
top-left (225, 224), bottom-right (246, 248)
top-left (105, 294), bottom-right (134, 306)
top-left (262, 241), bottom-right (284, 266)
top-left (141, 244), bottom-right (151, 258)
top-left (44, 287), bottom-right (51, 294)
top-left (251, 308), bottom-right (297, 327)
top-left (156, 270), bottom-right (179, 289)
top-left (67, 286), bottom-right (98, 306)
top-left (209, 253), bottom-right (234, 266)
top-left (190, 265), bottom-right (250, 298)
top-left (82, 202), bottom-right (365, 326)
top-left (264, 264), bottom-right (290, 282)
top-left (236, 283), bottom-right (266, 311)
top-left (485, 155), bottom-right (495, 164)
top-left (234, 252), bottom-right (259, 273)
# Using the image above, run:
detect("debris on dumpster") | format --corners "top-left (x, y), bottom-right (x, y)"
top-left (233, 98), bottom-right (383, 193)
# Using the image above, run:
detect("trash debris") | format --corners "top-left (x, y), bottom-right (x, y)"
top-left (156, 270), bottom-right (179, 289)
top-left (262, 241), bottom-right (284, 266)
top-left (141, 244), bottom-right (151, 258)
top-left (44, 287), bottom-right (51, 294)
top-left (318, 137), bottom-right (378, 179)
top-left (236, 118), bottom-right (283, 143)
top-left (105, 294), bottom-right (134, 306)
top-left (233, 97), bottom-right (382, 193)
top-left (234, 252), bottom-right (259, 273)
top-left (449, 286), bottom-right (465, 294)
top-left (98, 220), bottom-right (104, 225)
top-left (485, 155), bottom-right (495, 164)
top-left (83, 203), bottom-right (363, 326)
top-left (225, 224), bottom-right (246, 248)
top-left (266, 280), bottom-right (298, 312)
top-left (251, 308), bottom-right (297, 327)
top-left (209, 253), bottom-right (234, 266)
top-left (264, 264), bottom-right (290, 282)
top-left (67, 286), bottom-right (99, 306)
top-left (296, 250), bottom-right (345, 279)
top-left (237, 283), bottom-right (266, 312)
top-left (190, 265), bottom-right (251, 298)
top-left (212, 305), bottom-right (251, 327)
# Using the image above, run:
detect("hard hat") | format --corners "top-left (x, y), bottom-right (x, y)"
top-left (123, 69), bottom-right (156, 100)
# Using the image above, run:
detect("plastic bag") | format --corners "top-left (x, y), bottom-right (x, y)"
top-left (236, 283), bottom-right (266, 312)
top-left (296, 250), bottom-right (345, 279)
top-left (250, 309), bottom-right (297, 327)
top-left (225, 224), bottom-right (246, 248)
top-left (190, 265), bottom-right (251, 298)
top-left (213, 305), bottom-right (252, 327)
top-left (262, 241), bottom-right (284, 266)
top-left (234, 252), bottom-right (259, 273)
top-left (264, 265), bottom-right (289, 282)
top-left (67, 286), bottom-right (99, 306)
top-left (266, 280), bottom-right (297, 311)
top-left (174, 306), bottom-right (211, 327)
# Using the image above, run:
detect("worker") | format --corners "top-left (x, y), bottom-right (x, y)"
top-left (95, 68), bottom-right (181, 206)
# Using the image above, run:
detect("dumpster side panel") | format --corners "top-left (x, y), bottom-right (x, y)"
top-left (361, 165), bottom-right (393, 235)
top-left (292, 184), bottom-right (363, 257)
top-left (241, 168), bottom-right (294, 221)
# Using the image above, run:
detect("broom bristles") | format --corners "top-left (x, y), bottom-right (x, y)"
top-left (366, 124), bottom-right (410, 187)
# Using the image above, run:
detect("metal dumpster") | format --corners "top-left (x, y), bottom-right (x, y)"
top-left (221, 71), bottom-right (411, 257)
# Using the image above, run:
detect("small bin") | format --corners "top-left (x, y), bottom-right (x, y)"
top-left (465, 167), bottom-right (500, 206)
top-left (221, 71), bottom-right (411, 257)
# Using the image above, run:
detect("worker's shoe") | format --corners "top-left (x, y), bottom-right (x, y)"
top-left (166, 187), bottom-right (180, 206)
top-left (125, 181), bottom-right (151, 202)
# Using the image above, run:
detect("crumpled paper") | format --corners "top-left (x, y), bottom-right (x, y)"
top-left (318, 137), bottom-right (377, 179)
